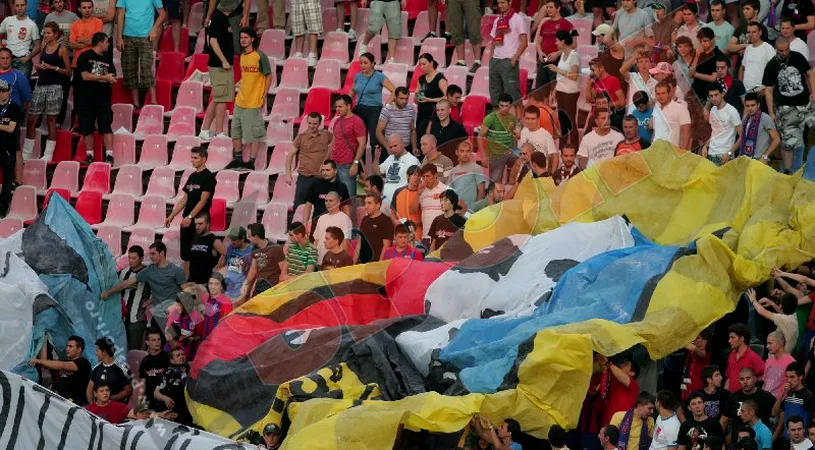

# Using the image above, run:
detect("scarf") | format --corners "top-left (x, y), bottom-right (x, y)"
top-left (740, 112), bottom-right (762, 158)
top-left (618, 409), bottom-right (652, 450)
top-left (494, 9), bottom-right (516, 44)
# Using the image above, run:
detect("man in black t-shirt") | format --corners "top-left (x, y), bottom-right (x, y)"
top-left (0, 78), bottom-right (22, 217)
top-left (86, 337), bottom-right (132, 405)
top-left (188, 213), bottom-right (226, 284)
top-left (679, 392), bottom-right (724, 450)
top-left (691, 28), bottom-right (725, 102)
top-left (166, 147), bottom-right (217, 264)
top-left (76, 32), bottom-right (116, 163)
top-left (154, 347), bottom-right (192, 425)
top-left (721, 368), bottom-right (776, 444)
top-left (778, 0), bottom-right (815, 41)
top-left (303, 160), bottom-right (351, 223)
top-left (30, 335), bottom-right (92, 406)
top-left (139, 327), bottom-right (169, 411)
top-left (198, 2), bottom-right (235, 141)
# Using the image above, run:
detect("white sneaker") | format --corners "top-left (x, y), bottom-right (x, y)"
top-left (347, 29), bottom-right (357, 41)
top-left (294, 52), bottom-right (304, 58)
top-left (198, 129), bottom-right (212, 141)
top-left (358, 42), bottom-right (368, 55)
top-left (307, 53), bottom-right (317, 67)
top-left (484, 7), bottom-right (491, 14)
top-left (336, 27), bottom-right (344, 33)
top-left (388, 57), bottom-right (396, 64)
top-left (216, 132), bottom-right (230, 139)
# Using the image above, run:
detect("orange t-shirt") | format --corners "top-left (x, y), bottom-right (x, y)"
top-left (391, 186), bottom-right (422, 238)
top-left (70, 17), bottom-right (103, 67)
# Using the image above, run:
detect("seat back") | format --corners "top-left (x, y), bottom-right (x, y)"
top-left (569, 17), bottom-right (593, 47)
top-left (145, 166), bottom-right (177, 198)
top-left (102, 194), bottom-right (136, 227)
top-left (229, 202), bottom-right (259, 229)
top-left (261, 201), bottom-right (289, 241)
top-left (267, 141), bottom-right (293, 175)
top-left (206, 136), bottom-right (234, 171)
top-left (159, 27), bottom-right (189, 54)
top-left (0, 218), bottom-right (23, 238)
top-left (174, 81), bottom-right (204, 113)
top-left (258, 29), bottom-right (286, 60)
top-left (184, 53), bottom-right (209, 80)
top-left (134, 195), bottom-right (167, 229)
top-left (444, 65), bottom-right (468, 96)
top-left (126, 228), bottom-right (157, 253)
top-left (462, 95), bottom-right (490, 135)
top-left (166, 106), bottom-right (197, 139)
top-left (75, 191), bottom-right (103, 225)
top-left (111, 164), bottom-right (143, 197)
top-left (271, 173), bottom-right (296, 208)
top-left (301, 88), bottom-right (332, 121)
top-left (312, 59), bottom-right (341, 91)
top-left (133, 105), bottom-right (165, 137)
top-left (353, 8), bottom-right (371, 38)
top-left (393, 37), bottom-right (415, 66)
top-left (50, 129), bottom-right (73, 165)
top-left (242, 172), bottom-right (270, 205)
top-left (320, 31), bottom-right (349, 64)
top-left (411, 10), bottom-right (440, 43)
top-left (112, 103), bottom-right (134, 133)
top-left (8, 185), bottom-right (38, 222)
top-left (354, 34), bottom-right (381, 64)
top-left (23, 159), bottom-right (47, 191)
top-left (210, 197), bottom-right (227, 232)
top-left (81, 162), bottom-right (111, 195)
top-left (278, 58), bottom-right (309, 90)
top-left (169, 136), bottom-right (200, 170)
top-left (342, 60), bottom-right (361, 94)
top-left (266, 120), bottom-right (293, 147)
top-left (470, 66), bottom-right (491, 98)
top-left (152, 79), bottom-right (173, 112)
top-left (381, 62), bottom-right (409, 90)
top-left (321, 7), bottom-right (337, 35)
top-left (140, 135), bottom-right (169, 169)
top-left (112, 132), bottom-right (137, 167)
top-left (96, 225), bottom-right (123, 257)
top-left (269, 88), bottom-right (301, 122)
top-left (187, 1), bottom-right (205, 35)
top-left (42, 188), bottom-right (71, 211)
top-left (214, 170), bottom-right (241, 204)
top-left (162, 228), bottom-right (182, 264)
top-left (156, 51), bottom-right (186, 84)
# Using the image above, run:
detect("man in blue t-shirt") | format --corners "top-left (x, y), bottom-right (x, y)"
top-left (630, 90), bottom-right (653, 143)
top-left (116, 0), bottom-right (166, 108)
top-left (219, 226), bottom-right (254, 301)
top-left (776, 363), bottom-right (815, 441)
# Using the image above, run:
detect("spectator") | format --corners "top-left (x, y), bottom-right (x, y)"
top-left (448, 140), bottom-right (486, 210)
top-left (29, 335), bottom-right (91, 406)
top-left (321, 226), bottom-right (354, 270)
top-left (116, 245), bottom-right (150, 352)
top-left (747, 288), bottom-right (798, 354)
top-left (240, 223), bottom-right (286, 303)
top-left (578, 108), bottom-right (624, 168)
top-left (313, 192), bottom-right (352, 261)
top-left (166, 147), bottom-right (216, 265)
top-left (629, 91), bottom-right (654, 143)
top-left (488, 0), bottom-right (528, 105)
top-left (645, 2), bottom-right (677, 64)
top-left (72, 32), bottom-right (115, 163)
top-left (808, 423), bottom-right (815, 447)
top-left (599, 353), bottom-right (641, 425)
top-left (615, 115), bottom-right (650, 156)
top-left (611, 0), bottom-right (651, 53)
top-left (330, 95), bottom-right (367, 196)
top-left (0, 79), bottom-right (23, 217)
top-left (620, 48), bottom-right (657, 108)
top-left (165, 290), bottom-right (206, 359)
top-left (544, 29), bottom-right (579, 149)
top-left (357, 0), bottom-right (405, 64)
top-left (290, 0), bottom-right (322, 66)
top-left (161, 0), bottom-right (184, 53)
top-left (727, 0), bottom-right (761, 60)
top-left (86, 337), bottom-right (132, 404)
top-left (198, 1), bottom-right (235, 140)
top-left (261, 423), bottom-right (283, 450)
top-left (650, 391), bottom-right (680, 450)
top-left (469, 181), bottom-right (505, 213)
top-left (22, 22), bottom-right (70, 164)
top-left (356, 194), bottom-right (394, 263)
top-left (446, 85), bottom-right (463, 123)
top-left (371, 135), bottom-right (421, 208)
top-left (377, 86), bottom-right (418, 156)
top-left (303, 160), bottom-right (351, 228)
top-left (225, 26), bottom-right (272, 170)
top-left (470, 415), bottom-right (523, 450)
top-left (93, 0), bottom-right (117, 46)
top-left (187, 213), bottom-right (226, 285)
top-left (288, 112), bottom-right (332, 210)
top-left (725, 324), bottom-right (766, 392)
top-left (738, 400), bottom-right (772, 450)
top-left (101, 242), bottom-right (187, 312)
top-left (517, 105), bottom-right (557, 170)
top-left (383, 224), bottom-right (424, 260)
top-left (693, 365), bottom-right (729, 422)
top-left (364, 174), bottom-right (390, 216)
top-left (600, 424), bottom-right (622, 450)
top-left (67, 0), bottom-right (102, 123)
top-left (418, 164), bottom-right (448, 241)
top-left (703, 1), bottom-right (734, 52)
top-left (0, 0), bottom-right (41, 77)
top-left (703, 83), bottom-right (742, 166)
top-left (552, 145), bottom-right (581, 185)
top-left (678, 392), bottom-right (724, 450)
top-left (737, 93), bottom-right (779, 163)
top-left (740, 22), bottom-right (775, 94)
top-left (763, 37), bottom-right (815, 174)
top-left (154, 347), bottom-right (192, 425)
top-left (780, 18), bottom-right (810, 60)
top-left (565, 0), bottom-right (592, 23)
top-left (593, 25), bottom-right (625, 86)
top-left (763, 331), bottom-right (795, 399)
top-left (116, 0), bottom-right (165, 108)
top-left (334, 0), bottom-right (358, 40)
top-left (479, 93), bottom-right (518, 182)
top-left (428, 189), bottom-right (466, 251)
top-left (587, 58), bottom-right (626, 120)
top-left (774, 363), bottom-right (815, 442)
top-left (711, 56), bottom-right (746, 116)
top-left (139, 327), bottom-right (169, 411)
top-left (427, 99), bottom-right (467, 161)
top-left (420, 134), bottom-right (453, 182)
top-left (219, 226), bottom-right (254, 302)
top-left (534, 0), bottom-right (573, 98)
top-left (649, 62), bottom-right (686, 103)
top-left (672, 36), bottom-right (695, 97)
top-left (689, 28), bottom-right (723, 101)
top-left (44, 0), bottom-right (78, 49)
top-left (284, 222), bottom-right (318, 277)
top-left (652, 81), bottom-right (691, 150)
top-left (721, 368), bottom-right (775, 442)
top-left (506, 144), bottom-right (541, 199)
top-left (447, 0), bottom-right (482, 74)
top-left (203, 0), bottom-right (249, 60)
top-left (85, 381), bottom-right (133, 424)
top-left (390, 165), bottom-right (423, 236)
top-left (348, 54), bottom-right (395, 157)
top-left (679, 330), bottom-right (712, 402)
top-left (789, 417), bottom-right (814, 450)
top-left (673, 3), bottom-right (702, 49)
top-left (775, 0), bottom-right (815, 41)
top-left (610, 392), bottom-right (656, 450)
top-left (415, 53), bottom-right (448, 138)
top-left (549, 425), bottom-right (568, 450)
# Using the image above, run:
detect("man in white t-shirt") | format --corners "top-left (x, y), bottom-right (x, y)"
top-left (650, 390), bottom-right (681, 450)
top-left (312, 191), bottom-right (353, 262)
top-left (516, 105), bottom-right (557, 171)
top-left (703, 83), bottom-right (742, 166)
top-left (578, 108), bottom-right (624, 168)
top-left (371, 135), bottom-right (421, 208)
top-left (740, 22), bottom-right (775, 93)
top-left (417, 164), bottom-right (448, 240)
top-left (780, 18), bottom-right (810, 60)
top-left (652, 81), bottom-right (691, 150)
top-left (621, 48), bottom-right (658, 108)
top-left (0, 0), bottom-right (41, 77)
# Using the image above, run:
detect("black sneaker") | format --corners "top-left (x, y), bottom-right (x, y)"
top-left (455, 60), bottom-right (467, 67)
top-left (244, 160), bottom-right (256, 171)
top-left (421, 31), bottom-right (437, 43)
top-left (469, 60), bottom-right (482, 74)
top-left (105, 154), bottom-right (114, 165)
top-left (224, 158), bottom-right (245, 170)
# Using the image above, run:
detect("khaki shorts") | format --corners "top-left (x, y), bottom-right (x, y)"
top-left (209, 66), bottom-right (235, 103)
top-left (368, 0), bottom-right (402, 39)
top-left (231, 105), bottom-right (267, 143)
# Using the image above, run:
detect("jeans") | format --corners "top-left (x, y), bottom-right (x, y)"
top-left (336, 163), bottom-right (357, 198)
top-left (792, 146), bottom-right (805, 173)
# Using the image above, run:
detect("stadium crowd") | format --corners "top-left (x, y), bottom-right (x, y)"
top-left (3, 0), bottom-right (815, 445)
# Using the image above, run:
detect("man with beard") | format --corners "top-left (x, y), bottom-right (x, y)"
top-left (678, 392), bottom-right (724, 450)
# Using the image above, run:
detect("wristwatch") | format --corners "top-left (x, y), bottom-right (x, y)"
top-left (353, 160), bottom-right (360, 164)
top-left (187, 214), bottom-right (194, 220)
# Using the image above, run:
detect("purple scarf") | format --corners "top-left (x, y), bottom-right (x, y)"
top-left (618, 409), bottom-right (652, 450)
top-left (740, 112), bottom-right (762, 158)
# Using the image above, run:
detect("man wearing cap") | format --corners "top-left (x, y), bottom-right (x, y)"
top-left (218, 226), bottom-right (254, 302)
top-left (488, 0), bottom-right (528, 106)
top-left (261, 423), bottom-right (282, 449)
top-left (312, 191), bottom-right (352, 263)
top-left (284, 222), bottom-right (318, 278)
top-left (0, 78), bottom-right (23, 218)
top-left (646, 1), bottom-right (678, 63)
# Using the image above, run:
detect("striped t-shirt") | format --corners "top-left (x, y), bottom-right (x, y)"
top-left (119, 265), bottom-right (151, 324)
top-left (286, 242), bottom-right (319, 276)
top-left (379, 103), bottom-right (417, 147)
top-left (483, 112), bottom-right (518, 159)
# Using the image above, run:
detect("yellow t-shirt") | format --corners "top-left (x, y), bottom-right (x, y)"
top-left (611, 411), bottom-right (655, 450)
top-left (236, 50), bottom-right (271, 109)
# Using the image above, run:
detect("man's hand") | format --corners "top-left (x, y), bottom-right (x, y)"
top-left (349, 164), bottom-right (359, 177)
top-left (374, 146), bottom-right (382, 162)
top-left (285, 173), bottom-right (293, 185)
top-left (100, 290), bottom-right (110, 299)
top-left (164, 217), bottom-right (173, 228)
top-left (29, 358), bottom-right (39, 366)
top-left (769, 112), bottom-right (776, 123)
top-left (181, 217), bottom-right (192, 228)
top-left (746, 287), bottom-right (757, 302)
top-left (117, 38), bottom-right (125, 52)
top-left (510, 56), bottom-right (518, 67)
top-left (142, 299), bottom-right (153, 310)
top-left (721, 152), bottom-right (731, 164)
top-left (105, 74), bottom-right (117, 84)
top-left (223, 61), bottom-right (231, 70)
top-left (772, 267), bottom-right (784, 279)
top-left (810, 92), bottom-right (815, 103)
top-left (163, 396), bottom-right (175, 409)
top-left (148, 28), bottom-right (159, 42)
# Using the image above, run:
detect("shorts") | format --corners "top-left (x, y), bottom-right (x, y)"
top-left (291, 0), bottom-right (323, 36)
top-left (447, 0), bottom-right (482, 45)
top-left (30, 84), bottom-right (64, 116)
top-left (231, 105), bottom-right (267, 143)
top-left (77, 104), bottom-right (113, 135)
top-left (122, 36), bottom-right (155, 90)
top-left (368, 0), bottom-right (402, 39)
top-left (209, 66), bottom-right (235, 103)
top-left (163, 0), bottom-right (183, 20)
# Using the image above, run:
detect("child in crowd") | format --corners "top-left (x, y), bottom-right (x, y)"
top-left (382, 224), bottom-right (424, 260)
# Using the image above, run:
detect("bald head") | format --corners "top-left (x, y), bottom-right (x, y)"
top-left (326, 191), bottom-right (340, 201)
top-left (387, 135), bottom-right (406, 156)
top-left (420, 134), bottom-right (438, 155)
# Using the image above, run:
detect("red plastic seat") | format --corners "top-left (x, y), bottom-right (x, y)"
top-left (75, 191), bottom-right (103, 225)
top-left (258, 29), bottom-right (286, 61)
top-left (73, 133), bottom-right (104, 164)
top-left (156, 51), bottom-right (186, 85)
top-left (266, 120), bottom-right (293, 147)
top-left (165, 106), bottom-right (197, 141)
top-left (295, 87), bottom-right (332, 125)
top-left (79, 162), bottom-right (111, 196)
top-left (159, 27), bottom-right (189, 54)
top-left (242, 171), bottom-right (270, 206)
top-left (50, 160), bottom-right (80, 194)
top-left (107, 164), bottom-right (143, 198)
top-left (0, 217), bottom-right (23, 238)
top-left (271, 172), bottom-right (296, 210)
top-left (206, 136), bottom-right (234, 171)
top-left (42, 188), bottom-right (71, 211)
top-left (168, 136), bottom-right (200, 171)
top-left (144, 166), bottom-right (176, 198)
top-left (96, 193), bottom-right (136, 229)
top-left (139, 135), bottom-right (169, 169)
top-left (7, 185), bottom-right (38, 224)
top-left (272, 58), bottom-right (309, 93)
top-left (461, 95), bottom-right (489, 136)
top-left (112, 103), bottom-right (134, 133)
top-left (411, 10), bottom-right (440, 45)
top-left (470, 66), bottom-right (490, 98)
top-left (228, 201), bottom-right (258, 229)
top-left (444, 65), bottom-right (469, 96)
top-left (124, 195), bottom-right (167, 232)
top-left (409, 64), bottom-right (422, 91)
top-left (184, 54), bottom-right (209, 82)
top-left (342, 60), bottom-right (361, 94)
top-left (268, 88), bottom-right (301, 122)
top-left (520, 68), bottom-right (529, 98)
top-left (170, 81), bottom-right (204, 114)
top-left (96, 225), bottom-right (122, 257)
top-left (267, 140), bottom-right (293, 175)
top-left (214, 169), bottom-right (241, 205)
top-left (112, 132), bottom-right (137, 167)
top-left (23, 159), bottom-right (47, 193)
top-left (312, 59), bottom-right (341, 91)
top-left (133, 105), bottom-right (165, 139)
top-left (49, 129), bottom-right (73, 165)
top-left (320, 31), bottom-right (349, 64)
top-left (145, 79), bottom-right (173, 113)
top-left (261, 201), bottom-right (289, 242)
top-left (207, 197), bottom-right (226, 232)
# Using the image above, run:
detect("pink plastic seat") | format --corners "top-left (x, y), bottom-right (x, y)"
top-left (321, 8), bottom-right (338, 35)
top-left (0, 218), bottom-right (23, 238)
top-left (271, 172), bottom-right (296, 209)
top-left (258, 29), bottom-right (286, 61)
top-left (112, 132), bottom-right (137, 167)
top-left (411, 10), bottom-right (440, 45)
top-left (206, 136), bottom-right (234, 171)
top-left (353, 8), bottom-right (371, 39)
top-left (79, 162), bottom-right (111, 196)
top-left (7, 185), bottom-right (38, 224)
top-left (312, 59), bottom-right (341, 91)
top-left (156, 51), bottom-right (186, 85)
top-left (75, 191), bottom-right (103, 225)
top-left (381, 62), bottom-right (409, 90)
top-left (480, 15), bottom-right (498, 45)
top-left (169, 169), bottom-right (193, 204)
top-left (241, 171), bottom-right (270, 206)
top-left (577, 45), bottom-right (599, 71)
top-left (111, 103), bottom-right (134, 133)
top-left (187, 2), bottom-right (205, 35)
top-left (124, 195), bottom-right (167, 232)
top-left (419, 37), bottom-right (446, 68)
top-left (273, 58), bottom-right (309, 93)
top-left (107, 164), bottom-right (143, 199)
top-left (295, 88), bottom-right (331, 125)
top-left (139, 135), bottom-right (169, 169)
top-left (133, 105), bottom-right (165, 139)
top-left (121, 228), bottom-right (156, 267)
top-left (165, 106), bottom-right (197, 141)
top-left (96, 225), bottom-right (122, 257)
top-left (393, 38), bottom-right (415, 66)
top-left (353, 34), bottom-right (381, 65)
top-left (145, 166), bottom-right (177, 197)
top-left (320, 31), bottom-right (349, 64)
top-left (267, 141), bottom-right (293, 175)
top-left (252, 146), bottom-right (268, 171)
top-left (268, 88), bottom-right (301, 122)
top-left (568, 17), bottom-right (592, 47)
top-left (470, 66), bottom-right (490, 98)
top-left (192, 31), bottom-right (205, 56)
top-left (19, 127), bottom-right (42, 159)
top-left (266, 120), bottom-right (293, 147)
top-left (228, 201), bottom-right (258, 229)
top-left (96, 193), bottom-right (136, 229)
top-left (23, 159), bottom-right (47, 194)
top-left (444, 65), bottom-right (469, 95)
top-left (170, 81), bottom-right (204, 114)
top-left (168, 136), bottom-right (200, 171)
top-left (162, 228), bottom-right (182, 264)
top-left (261, 201), bottom-right (289, 242)
top-left (214, 169), bottom-right (241, 205)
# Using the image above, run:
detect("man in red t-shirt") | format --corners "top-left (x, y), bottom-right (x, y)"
top-left (679, 329), bottom-right (712, 401)
top-left (85, 381), bottom-right (133, 424)
top-left (615, 115), bottom-right (651, 156)
top-left (598, 353), bottom-right (641, 425)
top-left (330, 95), bottom-right (368, 196)
top-left (534, 0), bottom-right (573, 98)
top-left (724, 323), bottom-right (765, 392)
top-left (587, 59), bottom-right (626, 114)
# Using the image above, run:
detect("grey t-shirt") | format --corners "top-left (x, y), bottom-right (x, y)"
top-left (612, 8), bottom-right (652, 42)
top-left (136, 263), bottom-right (186, 305)
top-left (744, 112), bottom-right (776, 158)
top-left (449, 162), bottom-right (487, 210)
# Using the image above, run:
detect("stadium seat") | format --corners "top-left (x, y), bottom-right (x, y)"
top-left (265, 55), bottom-right (278, 92)
top-left (341, 60), bottom-right (361, 94)
top-left (42, 188), bottom-right (70, 211)
top-left (122, 228), bottom-right (156, 264)
top-left (7, 185), bottom-right (38, 224)
top-left (112, 103), bottom-right (134, 133)
top-left (295, 88), bottom-right (332, 125)
top-left (159, 26), bottom-right (189, 55)
top-left (169, 136), bottom-right (200, 171)
top-left (353, 8), bottom-right (371, 39)
top-left (210, 197), bottom-right (227, 232)
top-left (444, 65), bottom-right (468, 95)
top-left (165, 106), bottom-right (197, 141)
top-left (50, 129), bottom-right (73, 165)
top-left (267, 140), bottom-right (293, 175)
top-left (228, 201), bottom-right (258, 230)
top-left (268, 88), bottom-right (301, 122)
top-left (381, 62), bottom-right (409, 90)
top-left (0, 218), bottom-right (23, 238)
top-left (124, 195), bottom-right (167, 232)
top-left (261, 201), bottom-right (289, 242)
top-left (520, 68), bottom-right (529, 97)
top-left (207, 136), bottom-right (234, 171)
top-left (408, 65), bottom-right (422, 91)
top-left (112, 132), bottom-right (137, 167)
top-left (418, 38), bottom-right (446, 68)
top-left (469, 66), bottom-right (490, 98)
top-left (133, 105), bottom-right (165, 139)
top-left (50, 161), bottom-right (80, 195)
top-left (519, 45), bottom-right (536, 80)
top-left (271, 172), bottom-right (296, 209)
top-left (75, 191), bottom-right (103, 225)
top-left (577, 45), bottom-right (599, 70)
top-left (107, 164), bottom-right (143, 199)
top-left (96, 193), bottom-right (136, 229)
top-left (170, 80), bottom-right (204, 114)
top-left (23, 159), bottom-right (47, 194)
top-left (393, 38), bottom-right (415, 66)
top-left (19, 127), bottom-right (42, 159)
top-left (272, 57), bottom-right (309, 93)
top-left (321, 8), bottom-right (338, 36)
top-left (144, 166), bottom-right (176, 198)
top-left (187, 2), bottom-right (204, 35)
top-left (96, 225), bottom-right (122, 257)
top-left (480, 15), bottom-right (497, 43)
top-left (252, 146), bottom-right (268, 171)
top-left (162, 228), bottom-right (182, 264)
top-left (214, 170), bottom-right (241, 205)
top-left (73, 133), bottom-right (103, 164)
top-left (266, 120), bottom-right (294, 147)
top-left (184, 54), bottom-right (209, 81)
top-left (139, 135), bottom-right (169, 169)
top-left (312, 59), bottom-right (342, 91)
top-left (191, 31), bottom-right (205, 58)
top-left (258, 29), bottom-right (286, 62)
top-left (147, 79), bottom-right (173, 113)
top-left (111, 78), bottom-right (130, 104)
top-left (411, 10), bottom-right (440, 46)
top-left (353, 34), bottom-right (381, 66)
top-left (320, 31), bottom-right (349, 64)
top-left (156, 51), bottom-right (186, 85)
top-left (169, 169), bottom-right (192, 205)
top-left (242, 171), bottom-right (270, 207)
top-left (79, 162), bottom-right (111, 196)
top-left (461, 95), bottom-right (489, 136)
top-left (569, 17), bottom-right (592, 47)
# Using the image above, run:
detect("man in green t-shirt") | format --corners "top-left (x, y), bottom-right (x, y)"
top-left (284, 222), bottom-right (318, 277)
top-left (478, 93), bottom-right (519, 182)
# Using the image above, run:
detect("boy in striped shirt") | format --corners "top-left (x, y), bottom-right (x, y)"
top-left (284, 222), bottom-right (318, 278)
top-left (382, 224), bottom-right (424, 260)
